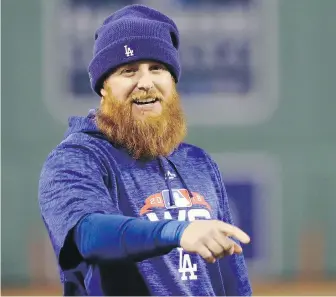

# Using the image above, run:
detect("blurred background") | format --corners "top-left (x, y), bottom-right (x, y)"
top-left (2, 0), bottom-right (336, 295)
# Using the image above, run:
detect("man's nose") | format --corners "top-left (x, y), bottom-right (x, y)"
top-left (136, 72), bottom-right (154, 91)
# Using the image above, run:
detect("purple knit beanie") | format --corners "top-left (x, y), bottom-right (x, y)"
top-left (88, 4), bottom-right (181, 96)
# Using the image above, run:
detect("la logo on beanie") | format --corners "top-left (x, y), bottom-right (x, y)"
top-left (124, 45), bottom-right (134, 57)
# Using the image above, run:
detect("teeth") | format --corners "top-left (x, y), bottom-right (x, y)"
top-left (134, 98), bottom-right (157, 104)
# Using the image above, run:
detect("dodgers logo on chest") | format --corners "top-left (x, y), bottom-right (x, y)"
top-left (140, 188), bottom-right (212, 222)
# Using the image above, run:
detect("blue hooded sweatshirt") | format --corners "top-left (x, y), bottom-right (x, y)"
top-left (38, 110), bottom-right (252, 296)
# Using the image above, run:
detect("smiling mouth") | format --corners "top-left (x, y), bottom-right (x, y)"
top-left (132, 98), bottom-right (160, 105)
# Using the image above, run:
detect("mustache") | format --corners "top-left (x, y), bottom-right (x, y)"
top-left (128, 90), bottom-right (164, 103)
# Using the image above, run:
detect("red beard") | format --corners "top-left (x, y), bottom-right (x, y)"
top-left (96, 85), bottom-right (187, 160)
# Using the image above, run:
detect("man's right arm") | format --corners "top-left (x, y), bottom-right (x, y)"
top-left (74, 213), bottom-right (190, 262)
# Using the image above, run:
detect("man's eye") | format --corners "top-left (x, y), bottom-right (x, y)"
top-left (122, 68), bottom-right (136, 74)
top-left (151, 65), bottom-right (166, 71)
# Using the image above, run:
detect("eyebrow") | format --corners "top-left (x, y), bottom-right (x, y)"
top-left (116, 61), bottom-right (167, 74)
top-left (120, 63), bottom-right (138, 69)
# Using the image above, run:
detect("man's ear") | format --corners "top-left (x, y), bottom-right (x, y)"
top-left (100, 88), bottom-right (107, 105)
top-left (101, 88), bottom-right (107, 97)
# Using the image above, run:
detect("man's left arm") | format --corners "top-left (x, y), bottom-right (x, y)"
top-left (209, 158), bottom-right (253, 296)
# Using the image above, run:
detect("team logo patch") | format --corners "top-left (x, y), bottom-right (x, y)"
top-left (140, 189), bottom-right (211, 215)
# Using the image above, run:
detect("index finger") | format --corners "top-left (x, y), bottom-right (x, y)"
top-left (216, 221), bottom-right (250, 244)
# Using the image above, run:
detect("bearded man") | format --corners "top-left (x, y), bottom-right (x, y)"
top-left (39, 4), bottom-right (252, 296)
